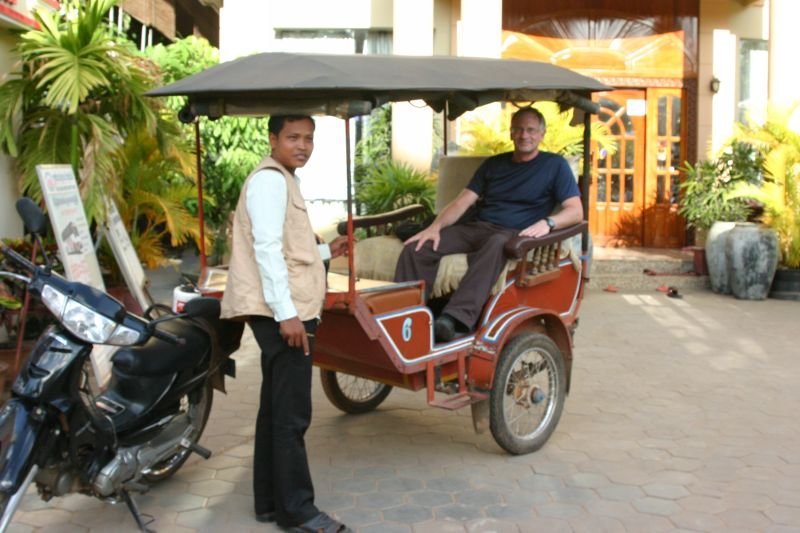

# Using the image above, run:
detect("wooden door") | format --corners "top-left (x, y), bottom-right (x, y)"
top-left (644, 88), bottom-right (685, 248)
top-left (590, 90), bottom-right (646, 246)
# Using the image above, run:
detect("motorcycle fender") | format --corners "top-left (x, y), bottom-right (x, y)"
top-left (0, 400), bottom-right (42, 493)
top-left (469, 308), bottom-right (573, 390)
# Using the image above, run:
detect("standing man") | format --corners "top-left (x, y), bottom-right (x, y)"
top-left (221, 115), bottom-right (351, 532)
top-left (394, 107), bottom-right (583, 342)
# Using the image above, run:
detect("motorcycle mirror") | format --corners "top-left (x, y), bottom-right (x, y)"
top-left (16, 197), bottom-right (48, 236)
top-left (16, 197), bottom-right (53, 272)
top-left (183, 297), bottom-right (220, 319)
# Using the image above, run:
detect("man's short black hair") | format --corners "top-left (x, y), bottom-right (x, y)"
top-left (268, 115), bottom-right (315, 136)
top-left (511, 106), bottom-right (546, 131)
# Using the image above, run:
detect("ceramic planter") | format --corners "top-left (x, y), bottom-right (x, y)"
top-left (725, 223), bottom-right (779, 300)
top-left (705, 221), bottom-right (736, 294)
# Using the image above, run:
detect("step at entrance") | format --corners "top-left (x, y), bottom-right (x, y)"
top-left (590, 247), bottom-right (710, 292)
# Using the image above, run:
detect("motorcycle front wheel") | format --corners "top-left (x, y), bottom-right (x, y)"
top-left (143, 383), bottom-right (213, 482)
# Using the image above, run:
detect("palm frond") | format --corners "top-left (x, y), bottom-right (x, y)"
top-left (729, 102), bottom-right (800, 267)
top-left (458, 102), bottom-right (617, 158)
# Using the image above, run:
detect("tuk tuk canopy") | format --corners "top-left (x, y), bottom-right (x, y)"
top-left (146, 52), bottom-right (611, 119)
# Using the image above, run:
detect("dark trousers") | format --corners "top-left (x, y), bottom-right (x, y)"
top-left (249, 316), bottom-right (319, 527)
top-left (394, 221), bottom-right (515, 328)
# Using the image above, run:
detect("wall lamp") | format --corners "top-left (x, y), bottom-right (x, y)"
top-left (709, 77), bottom-right (721, 94)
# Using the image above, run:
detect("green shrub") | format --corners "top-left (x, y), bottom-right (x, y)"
top-left (356, 161), bottom-right (435, 222)
top-left (727, 105), bottom-right (800, 268)
top-left (679, 141), bottom-right (764, 231)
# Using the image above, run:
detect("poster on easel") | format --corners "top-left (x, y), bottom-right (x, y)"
top-left (35, 164), bottom-right (105, 290)
top-left (36, 164), bottom-right (114, 389)
top-left (103, 198), bottom-right (151, 314)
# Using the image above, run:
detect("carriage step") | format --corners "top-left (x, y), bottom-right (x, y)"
top-left (429, 392), bottom-right (488, 411)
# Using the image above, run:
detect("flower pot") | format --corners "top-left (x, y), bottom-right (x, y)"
top-left (725, 223), bottom-right (779, 300)
top-left (769, 267), bottom-right (800, 301)
top-left (705, 221), bottom-right (736, 294)
top-left (689, 246), bottom-right (708, 276)
top-left (694, 227), bottom-right (708, 247)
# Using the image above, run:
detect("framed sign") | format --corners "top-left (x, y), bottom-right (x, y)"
top-left (36, 164), bottom-right (114, 388)
top-left (35, 164), bottom-right (105, 290)
top-left (103, 198), bottom-right (151, 313)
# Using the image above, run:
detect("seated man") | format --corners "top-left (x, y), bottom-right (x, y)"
top-left (394, 106), bottom-right (583, 342)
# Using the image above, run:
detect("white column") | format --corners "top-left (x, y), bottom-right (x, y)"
top-left (711, 29), bottom-right (737, 154)
top-left (455, 0), bottom-right (503, 152)
top-left (392, 0), bottom-right (434, 172)
top-left (0, 32), bottom-right (22, 238)
top-left (769, 0), bottom-right (800, 130)
top-left (458, 0), bottom-right (502, 58)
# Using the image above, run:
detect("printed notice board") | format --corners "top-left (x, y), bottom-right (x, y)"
top-left (36, 164), bottom-right (113, 389)
top-left (103, 198), bottom-right (151, 313)
top-left (36, 165), bottom-right (105, 290)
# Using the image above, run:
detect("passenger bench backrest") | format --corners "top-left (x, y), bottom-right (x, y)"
top-left (435, 156), bottom-right (487, 212)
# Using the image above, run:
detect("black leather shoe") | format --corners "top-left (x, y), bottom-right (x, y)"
top-left (434, 314), bottom-right (456, 342)
top-left (291, 511), bottom-right (351, 532)
top-left (255, 511), bottom-right (276, 523)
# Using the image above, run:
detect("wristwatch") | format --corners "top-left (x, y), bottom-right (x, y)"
top-left (545, 217), bottom-right (556, 231)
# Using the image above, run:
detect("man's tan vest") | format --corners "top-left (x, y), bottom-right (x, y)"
top-left (220, 156), bottom-right (326, 321)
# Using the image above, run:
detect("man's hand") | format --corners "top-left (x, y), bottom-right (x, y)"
top-left (279, 317), bottom-right (310, 355)
top-left (328, 235), bottom-right (349, 258)
top-left (404, 224), bottom-right (442, 252)
top-left (519, 219), bottom-right (551, 238)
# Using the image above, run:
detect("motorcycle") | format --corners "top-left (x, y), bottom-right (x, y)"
top-left (0, 198), bottom-right (243, 532)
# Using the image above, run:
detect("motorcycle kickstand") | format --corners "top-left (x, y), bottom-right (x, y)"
top-left (122, 490), bottom-right (155, 533)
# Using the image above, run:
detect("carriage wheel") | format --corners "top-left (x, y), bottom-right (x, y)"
top-left (489, 333), bottom-right (566, 455)
top-left (320, 370), bottom-right (392, 414)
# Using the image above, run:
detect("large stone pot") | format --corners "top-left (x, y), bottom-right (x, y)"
top-left (705, 221), bottom-right (736, 294)
top-left (725, 222), bottom-right (779, 300)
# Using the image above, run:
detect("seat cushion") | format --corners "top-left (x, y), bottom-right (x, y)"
top-left (329, 235), bottom-right (515, 298)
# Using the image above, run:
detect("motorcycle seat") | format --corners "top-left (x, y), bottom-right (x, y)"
top-left (111, 319), bottom-right (210, 376)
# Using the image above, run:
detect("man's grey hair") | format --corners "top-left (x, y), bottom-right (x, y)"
top-left (511, 107), bottom-right (546, 131)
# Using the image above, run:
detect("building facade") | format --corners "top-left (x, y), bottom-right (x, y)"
top-left (221, 0), bottom-right (797, 248)
top-left (3, 1), bottom-right (796, 248)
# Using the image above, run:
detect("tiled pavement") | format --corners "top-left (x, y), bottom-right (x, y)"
top-left (7, 286), bottom-right (800, 532)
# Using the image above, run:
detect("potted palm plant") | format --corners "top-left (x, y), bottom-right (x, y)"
top-left (679, 141), bottom-right (763, 293)
top-left (0, 0), bottom-right (205, 291)
top-left (727, 104), bottom-right (800, 300)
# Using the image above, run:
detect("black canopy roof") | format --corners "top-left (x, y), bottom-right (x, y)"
top-left (147, 52), bottom-right (611, 119)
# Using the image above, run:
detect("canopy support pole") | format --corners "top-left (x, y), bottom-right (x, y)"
top-left (442, 101), bottom-right (449, 156)
top-left (195, 120), bottom-right (207, 274)
top-left (344, 118), bottom-right (356, 303)
top-left (581, 112), bottom-right (591, 255)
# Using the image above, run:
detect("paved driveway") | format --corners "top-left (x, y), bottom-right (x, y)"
top-left (9, 288), bottom-right (800, 532)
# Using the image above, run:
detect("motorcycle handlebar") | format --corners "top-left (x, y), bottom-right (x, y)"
top-left (0, 244), bottom-right (36, 273)
top-left (151, 327), bottom-right (186, 346)
top-left (3, 243), bottom-right (190, 348)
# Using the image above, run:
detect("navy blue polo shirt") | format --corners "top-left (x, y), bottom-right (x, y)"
top-left (466, 151), bottom-right (580, 230)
